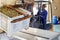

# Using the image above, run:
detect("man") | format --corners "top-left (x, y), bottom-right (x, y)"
top-left (37, 4), bottom-right (47, 29)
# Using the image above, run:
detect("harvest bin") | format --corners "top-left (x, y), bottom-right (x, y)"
top-left (0, 6), bottom-right (31, 36)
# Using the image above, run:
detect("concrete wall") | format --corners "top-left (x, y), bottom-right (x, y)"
top-left (48, 0), bottom-right (60, 22)
top-left (52, 0), bottom-right (60, 16)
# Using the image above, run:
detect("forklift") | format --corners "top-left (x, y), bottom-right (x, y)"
top-left (30, 1), bottom-right (53, 30)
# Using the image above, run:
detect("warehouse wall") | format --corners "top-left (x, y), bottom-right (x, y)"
top-left (52, 0), bottom-right (60, 16)
top-left (48, 0), bottom-right (60, 22)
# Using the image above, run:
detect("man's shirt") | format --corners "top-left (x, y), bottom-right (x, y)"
top-left (37, 9), bottom-right (47, 19)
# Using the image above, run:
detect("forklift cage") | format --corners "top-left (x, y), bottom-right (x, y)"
top-left (34, 0), bottom-right (53, 24)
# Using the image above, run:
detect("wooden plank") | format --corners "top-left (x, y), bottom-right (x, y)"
top-left (20, 27), bottom-right (59, 40)
top-left (11, 15), bottom-right (32, 23)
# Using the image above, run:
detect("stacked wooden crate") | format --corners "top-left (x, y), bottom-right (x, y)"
top-left (0, 6), bottom-right (31, 36)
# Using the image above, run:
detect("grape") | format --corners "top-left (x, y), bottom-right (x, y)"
top-left (0, 6), bottom-right (21, 18)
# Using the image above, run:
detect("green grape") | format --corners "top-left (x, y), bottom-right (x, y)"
top-left (0, 6), bottom-right (22, 18)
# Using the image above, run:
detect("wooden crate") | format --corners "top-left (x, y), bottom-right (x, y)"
top-left (0, 6), bottom-right (31, 36)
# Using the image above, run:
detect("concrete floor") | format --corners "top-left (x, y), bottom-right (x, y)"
top-left (53, 24), bottom-right (60, 33)
top-left (0, 33), bottom-right (20, 40)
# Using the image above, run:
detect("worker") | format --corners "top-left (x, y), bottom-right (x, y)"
top-left (24, 0), bottom-right (34, 26)
top-left (37, 4), bottom-right (47, 29)
top-left (24, 0), bottom-right (34, 13)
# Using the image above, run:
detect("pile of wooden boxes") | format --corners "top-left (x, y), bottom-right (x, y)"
top-left (0, 6), bottom-right (31, 36)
